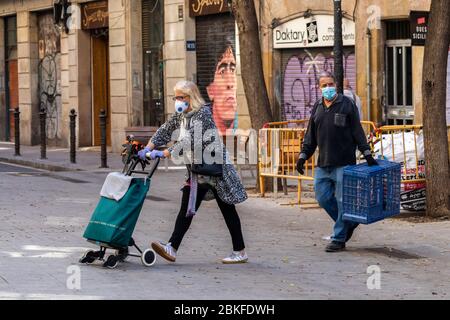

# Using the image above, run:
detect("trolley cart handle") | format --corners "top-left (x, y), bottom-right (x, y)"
top-left (127, 157), bottom-right (160, 179)
top-left (145, 157), bottom-right (160, 178)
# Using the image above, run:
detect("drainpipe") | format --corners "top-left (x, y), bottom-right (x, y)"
top-left (366, 27), bottom-right (372, 122)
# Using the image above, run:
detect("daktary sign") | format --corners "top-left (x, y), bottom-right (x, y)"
top-left (273, 15), bottom-right (355, 49)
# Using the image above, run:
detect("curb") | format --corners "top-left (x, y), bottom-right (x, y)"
top-left (0, 156), bottom-right (81, 172)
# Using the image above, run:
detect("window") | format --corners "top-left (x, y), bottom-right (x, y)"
top-left (386, 20), bottom-right (410, 40)
top-left (6, 16), bottom-right (17, 61)
top-left (385, 20), bottom-right (413, 125)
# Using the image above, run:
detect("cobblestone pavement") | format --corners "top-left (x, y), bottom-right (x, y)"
top-left (0, 162), bottom-right (449, 300)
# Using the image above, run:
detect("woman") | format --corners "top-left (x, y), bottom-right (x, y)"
top-left (138, 80), bottom-right (248, 264)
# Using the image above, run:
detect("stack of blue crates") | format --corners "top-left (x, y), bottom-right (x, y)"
top-left (342, 159), bottom-right (401, 224)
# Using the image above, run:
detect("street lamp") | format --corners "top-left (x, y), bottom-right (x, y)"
top-left (53, 0), bottom-right (71, 33)
top-left (333, 0), bottom-right (344, 94)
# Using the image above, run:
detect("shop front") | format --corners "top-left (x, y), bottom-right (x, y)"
top-left (273, 14), bottom-right (356, 122)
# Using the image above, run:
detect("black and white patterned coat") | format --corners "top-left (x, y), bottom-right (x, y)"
top-left (150, 104), bottom-right (248, 205)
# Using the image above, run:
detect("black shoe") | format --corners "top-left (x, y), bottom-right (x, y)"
top-left (345, 224), bottom-right (359, 242)
top-left (325, 241), bottom-right (346, 252)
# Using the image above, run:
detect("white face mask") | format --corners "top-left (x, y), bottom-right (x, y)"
top-left (175, 100), bottom-right (189, 113)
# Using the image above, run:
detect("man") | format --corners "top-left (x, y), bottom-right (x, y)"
top-left (207, 45), bottom-right (238, 135)
top-left (296, 71), bottom-right (378, 252)
top-left (343, 78), bottom-right (363, 120)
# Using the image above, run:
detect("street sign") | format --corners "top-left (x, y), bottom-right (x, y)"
top-left (273, 14), bottom-right (355, 49)
top-left (410, 11), bottom-right (429, 46)
top-left (189, 0), bottom-right (230, 17)
top-left (81, 0), bottom-right (109, 30)
top-left (186, 40), bottom-right (196, 51)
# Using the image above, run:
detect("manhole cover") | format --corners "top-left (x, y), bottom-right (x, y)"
top-left (364, 247), bottom-right (425, 259)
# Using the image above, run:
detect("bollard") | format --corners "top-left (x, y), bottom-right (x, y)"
top-left (69, 109), bottom-right (77, 163)
top-left (99, 109), bottom-right (108, 168)
top-left (12, 108), bottom-right (20, 156)
top-left (40, 108), bottom-right (47, 159)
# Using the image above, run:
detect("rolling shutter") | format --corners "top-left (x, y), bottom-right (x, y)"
top-left (280, 47), bottom-right (356, 121)
top-left (195, 13), bottom-right (236, 101)
top-left (142, 0), bottom-right (151, 51)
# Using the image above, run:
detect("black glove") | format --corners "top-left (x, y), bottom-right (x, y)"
top-left (296, 158), bottom-right (305, 175)
top-left (365, 154), bottom-right (378, 166)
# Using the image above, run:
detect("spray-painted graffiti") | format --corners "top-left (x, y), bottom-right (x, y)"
top-left (39, 54), bottom-right (61, 140)
top-left (282, 48), bottom-right (356, 122)
top-left (38, 12), bottom-right (62, 141)
top-left (196, 14), bottom-right (237, 136)
top-left (206, 45), bottom-right (237, 136)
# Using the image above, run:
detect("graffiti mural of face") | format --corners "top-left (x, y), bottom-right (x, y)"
top-left (207, 46), bottom-right (237, 135)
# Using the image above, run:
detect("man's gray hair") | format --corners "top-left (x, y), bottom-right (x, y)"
top-left (317, 71), bottom-right (335, 84)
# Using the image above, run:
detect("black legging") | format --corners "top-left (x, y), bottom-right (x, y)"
top-left (168, 184), bottom-right (245, 252)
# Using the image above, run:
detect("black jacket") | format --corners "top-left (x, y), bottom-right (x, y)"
top-left (299, 94), bottom-right (371, 168)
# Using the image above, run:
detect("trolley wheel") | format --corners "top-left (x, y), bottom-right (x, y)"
top-left (79, 250), bottom-right (97, 264)
top-left (115, 248), bottom-right (129, 262)
top-left (141, 249), bottom-right (156, 267)
top-left (103, 255), bottom-right (119, 269)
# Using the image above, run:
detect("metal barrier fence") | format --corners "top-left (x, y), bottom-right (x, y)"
top-left (376, 125), bottom-right (424, 185)
top-left (259, 120), bottom-right (450, 206)
top-left (258, 120), bottom-right (381, 205)
top-left (258, 127), bottom-right (313, 204)
top-left (375, 125), bottom-right (450, 187)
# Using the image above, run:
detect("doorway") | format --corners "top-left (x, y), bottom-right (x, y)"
top-left (4, 16), bottom-right (18, 142)
top-left (142, 0), bottom-right (164, 126)
top-left (91, 32), bottom-right (111, 146)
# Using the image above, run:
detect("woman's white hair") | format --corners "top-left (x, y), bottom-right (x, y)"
top-left (174, 80), bottom-right (205, 112)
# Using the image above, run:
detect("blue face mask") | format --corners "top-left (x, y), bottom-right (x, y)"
top-left (175, 100), bottom-right (189, 113)
top-left (322, 86), bottom-right (337, 101)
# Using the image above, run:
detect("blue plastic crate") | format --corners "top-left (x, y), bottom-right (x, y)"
top-left (342, 159), bottom-right (401, 224)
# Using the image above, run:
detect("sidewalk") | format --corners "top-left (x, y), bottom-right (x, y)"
top-left (0, 142), bottom-right (124, 172)
top-left (1, 157), bottom-right (450, 299)
top-left (0, 141), bottom-right (258, 187)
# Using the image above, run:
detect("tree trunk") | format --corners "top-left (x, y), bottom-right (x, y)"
top-left (230, 0), bottom-right (273, 130)
top-left (422, 0), bottom-right (450, 217)
top-left (230, 0), bottom-right (273, 191)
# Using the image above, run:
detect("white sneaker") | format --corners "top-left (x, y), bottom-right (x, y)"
top-left (151, 241), bottom-right (176, 262)
top-left (222, 250), bottom-right (248, 264)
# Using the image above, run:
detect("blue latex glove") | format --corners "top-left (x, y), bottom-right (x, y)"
top-left (149, 149), bottom-right (165, 160)
top-left (138, 147), bottom-right (151, 160)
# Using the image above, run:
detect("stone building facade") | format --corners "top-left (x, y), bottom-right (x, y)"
top-left (256, 0), bottom-right (444, 126)
top-left (0, 0), bottom-right (143, 152)
top-left (1, 0), bottom-right (448, 153)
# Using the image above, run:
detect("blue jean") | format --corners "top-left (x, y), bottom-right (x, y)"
top-left (314, 166), bottom-right (358, 243)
